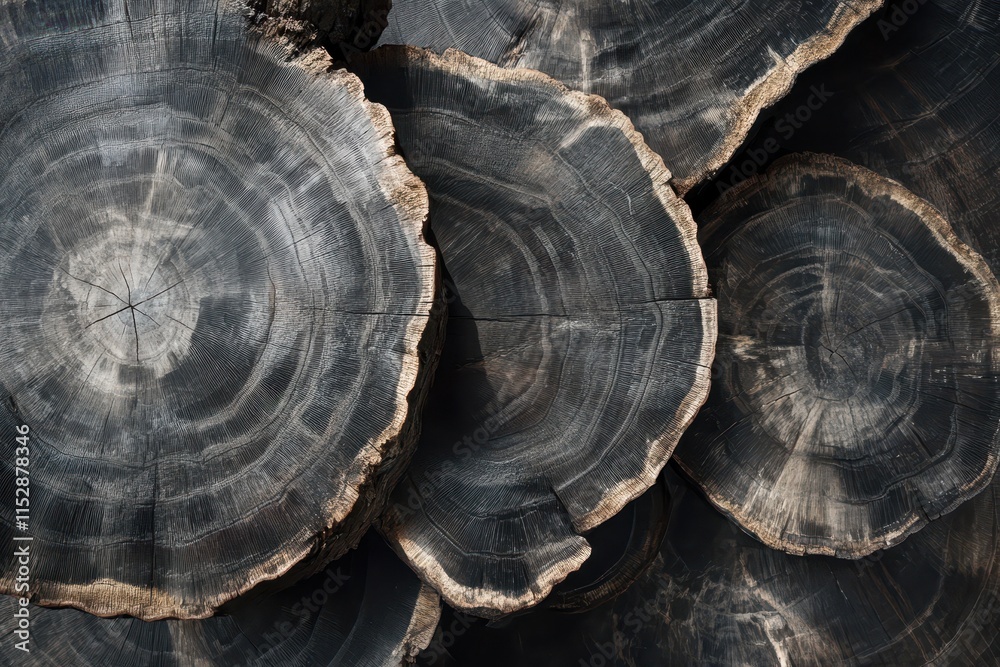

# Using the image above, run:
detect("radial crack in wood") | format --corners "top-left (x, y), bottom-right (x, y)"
top-left (0, 0), bottom-right (441, 620)
top-left (350, 45), bottom-right (716, 619)
top-left (676, 153), bottom-right (1000, 557)
top-left (375, 0), bottom-right (880, 192)
top-left (0, 534), bottom-right (441, 666)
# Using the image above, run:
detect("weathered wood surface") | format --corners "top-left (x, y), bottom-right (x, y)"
top-left (675, 153), bottom-right (1000, 557)
top-left (0, 533), bottom-right (441, 666)
top-left (0, 0), bottom-right (441, 619)
top-left (351, 46), bottom-right (716, 618)
top-left (375, 0), bottom-right (880, 192)
top-left (417, 465), bottom-right (1000, 666)
top-left (761, 0), bottom-right (1000, 280)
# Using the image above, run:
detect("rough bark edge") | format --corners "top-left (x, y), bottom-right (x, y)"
top-left (672, 0), bottom-right (883, 195)
top-left (368, 45), bottom-right (716, 617)
top-left (687, 152), bottom-right (1000, 559)
top-left (395, 584), bottom-right (443, 665)
top-left (28, 46), bottom-right (443, 620)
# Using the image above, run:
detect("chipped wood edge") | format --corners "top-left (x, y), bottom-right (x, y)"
top-left (366, 44), bottom-right (716, 616)
top-left (688, 152), bottom-right (1000, 559)
top-left (672, 0), bottom-right (883, 195)
top-left (390, 529), bottom-right (592, 619)
top-left (395, 584), bottom-right (443, 665)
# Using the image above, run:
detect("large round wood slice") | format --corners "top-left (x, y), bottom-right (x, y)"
top-left (0, 0), bottom-right (440, 620)
top-left (350, 46), bottom-right (716, 618)
top-left (375, 0), bottom-right (879, 192)
top-left (0, 534), bottom-right (441, 666)
top-left (418, 465), bottom-right (1000, 665)
top-left (675, 153), bottom-right (1000, 557)
top-left (756, 0), bottom-right (1000, 279)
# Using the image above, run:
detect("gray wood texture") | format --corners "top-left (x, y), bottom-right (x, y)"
top-left (350, 45), bottom-right (716, 619)
top-left (0, 0), bottom-right (441, 619)
top-left (772, 0), bottom-right (1000, 295)
top-left (0, 534), bottom-right (441, 666)
top-left (375, 0), bottom-right (880, 192)
top-left (415, 466), bottom-right (1000, 665)
top-left (675, 153), bottom-right (1000, 557)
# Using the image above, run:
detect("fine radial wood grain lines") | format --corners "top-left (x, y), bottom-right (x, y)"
top-left (0, 534), bottom-right (441, 667)
top-left (376, 0), bottom-right (881, 192)
top-left (675, 153), bottom-right (1000, 557)
top-left (351, 45), bottom-right (716, 618)
top-left (0, 0), bottom-right (440, 619)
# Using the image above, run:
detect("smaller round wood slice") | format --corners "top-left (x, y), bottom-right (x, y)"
top-left (376, 0), bottom-right (880, 192)
top-left (0, 534), bottom-right (441, 666)
top-left (676, 153), bottom-right (1000, 557)
top-left (351, 45), bottom-right (716, 618)
top-left (0, 0), bottom-right (440, 620)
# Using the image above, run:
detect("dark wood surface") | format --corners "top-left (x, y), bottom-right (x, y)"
top-left (0, 533), bottom-right (441, 667)
top-left (676, 153), bottom-right (1000, 557)
top-left (351, 45), bottom-right (716, 618)
top-left (0, 0), bottom-right (441, 620)
top-left (376, 0), bottom-right (880, 192)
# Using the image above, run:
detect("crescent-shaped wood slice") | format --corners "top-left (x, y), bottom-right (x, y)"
top-left (605, 465), bottom-right (1000, 666)
top-left (418, 464), bottom-right (1000, 666)
top-left (545, 477), bottom-right (669, 613)
top-left (675, 153), bottom-right (1000, 557)
top-left (0, 533), bottom-right (441, 666)
top-left (0, 0), bottom-right (441, 619)
top-left (375, 0), bottom-right (881, 192)
top-left (350, 45), bottom-right (716, 618)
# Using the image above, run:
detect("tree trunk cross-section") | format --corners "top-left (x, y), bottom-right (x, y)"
top-left (0, 534), bottom-right (441, 666)
top-left (351, 45), bottom-right (716, 619)
top-left (676, 153), bottom-right (1000, 558)
top-left (376, 0), bottom-right (881, 192)
top-left (0, 0), bottom-right (440, 620)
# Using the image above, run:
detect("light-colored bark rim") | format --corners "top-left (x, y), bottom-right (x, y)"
top-left (366, 44), bottom-right (716, 616)
top-left (689, 151), bottom-right (1000, 559)
top-left (673, 0), bottom-right (883, 194)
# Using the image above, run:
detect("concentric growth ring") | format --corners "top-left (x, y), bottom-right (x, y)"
top-left (676, 154), bottom-right (1000, 557)
top-left (0, 0), bottom-right (439, 619)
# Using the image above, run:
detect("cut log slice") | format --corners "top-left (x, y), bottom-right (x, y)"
top-left (0, 0), bottom-right (440, 619)
top-left (769, 0), bottom-right (1000, 280)
top-left (375, 0), bottom-right (879, 192)
top-left (350, 46), bottom-right (716, 618)
top-left (606, 466), bottom-right (1000, 666)
top-left (0, 534), bottom-right (441, 666)
top-left (675, 153), bottom-right (1000, 557)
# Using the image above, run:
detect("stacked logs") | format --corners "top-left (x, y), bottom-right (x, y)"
top-left (0, 1), bottom-right (997, 666)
